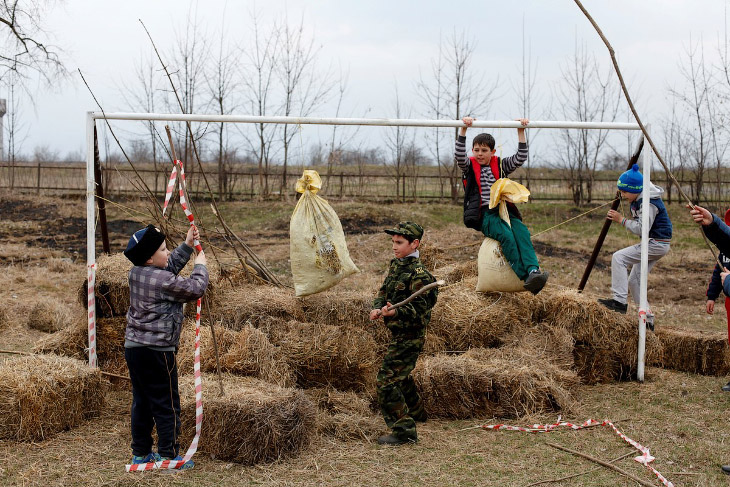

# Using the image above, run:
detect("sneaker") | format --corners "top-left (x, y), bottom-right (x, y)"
top-left (722, 464), bottom-right (730, 475)
top-left (722, 381), bottom-right (730, 392)
top-left (377, 434), bottom-right (417, 446)
top-left (598, 298), bottom-right (628, 314)
top-left (523, 270), bottom-right (549, 295)
top-left (161, 455), bottom-right (194, 470)
top-left (131, 452), bottom-right (161, 464)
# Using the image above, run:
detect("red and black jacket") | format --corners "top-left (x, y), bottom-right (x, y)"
top-left (462, 156), bottom-right (521, 230)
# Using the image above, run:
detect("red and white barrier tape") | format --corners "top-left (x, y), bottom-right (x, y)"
top-left (126, 159), bottom-right (203, 472)
top-left (87, 263), bottom-right (97, 368)
top-left (480, 417), bottom-right (673, 487)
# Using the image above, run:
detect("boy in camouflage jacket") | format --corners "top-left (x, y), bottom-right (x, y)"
top-left (369, 221), bottom-right (438, 445)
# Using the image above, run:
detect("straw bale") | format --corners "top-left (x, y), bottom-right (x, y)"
top-left (503, 323), bottom-right (575, 370)
top-left (423, 332), bottom-right (448, 355)
top-left (32, 316), bottom-right (128, 366)
top-left (212, 285), bottom-right (304, 330)
top-left (419, 242), bottom-right (446, 271)
top-left (433, 260), bottom-right (478, 285)
top-left (299, 288), bottom-right (373, 328)
top-left (178, 322), bottom-right (238, 375)
top-left (303, 387), bottom-right (381, 441)
top-left (0, 354), bottom-right (106, 441)
top-left (219, 325), bottom-right (295, 387)
top-left (428, 277), bottom-right (538, 351)
top-left (413, 347), bottom-right (578, 419)
top-left (271, 321), bottom-right (378, 392)
top-left (653, 327), bottom-right (730, 375)
top-left (179, 374), bottom-right (317, 465)
top-left (26, 297), bottom-right (72, 333)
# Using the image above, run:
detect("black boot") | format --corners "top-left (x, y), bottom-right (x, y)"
top-left (722, 464), bottom-right (730, 474)
top-left (523, 270), bottom-right (548, 295)
top-left (412, 410), bottom-right (428, 423)
top-left (377, 434), bottom-right (416, 445)
top-left (722, 381), bottom-right (730, 392)
top-left (598, 298), bottom-right (628, 314)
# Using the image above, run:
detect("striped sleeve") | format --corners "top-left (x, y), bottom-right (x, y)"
top-left (501, 142), bottom-right (528, 176)
top-left (455, 135), bottom-right (469, 172)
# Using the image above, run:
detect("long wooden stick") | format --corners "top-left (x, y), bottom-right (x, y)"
top-left (525, 450), bottom-right (635, 486)
top-left (374, 280), bottom-right (444, 316)
top-left (546, 442), bottom-right (656, 487)
top-left (577, 138), bottom-right (643, 291)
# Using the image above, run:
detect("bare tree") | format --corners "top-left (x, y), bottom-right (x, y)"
top-left (553, 39), bottom-right (621, 205)
top-left (275, 14), bottom-right (332, 199)
top-left (239, 11), bottom-right (280, 198)
top-left (5, 70), bottom-right (25, 187)
top-left (384, 83), bottom-right (415, 202)
top-left (421, 29), bottom-right (498, 202)
top-left (0, 0), bottom-right (66, 84)
top-left (669, 37), bottom-right (714, 202)
top-left (207, 16), bottom-right (239, 201)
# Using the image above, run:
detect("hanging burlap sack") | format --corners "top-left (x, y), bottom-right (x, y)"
top-left (290, 170), bottom-right (358, 297)
top-left (476, 177), bottom-right (530, 292)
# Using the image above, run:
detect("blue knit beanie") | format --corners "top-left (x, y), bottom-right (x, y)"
top-left (124, 224), bottom-right (166, 266)
top-left (617, 164), bottom-right (643, 193)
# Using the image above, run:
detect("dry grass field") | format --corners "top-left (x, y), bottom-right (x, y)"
top-left (1, 190), bottom-right (729, 486)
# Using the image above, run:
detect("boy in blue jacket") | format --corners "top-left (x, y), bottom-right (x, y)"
top-left (598, 164), bottom-right (672, 331)
top-left (123, 224), bottom-right (208, 467)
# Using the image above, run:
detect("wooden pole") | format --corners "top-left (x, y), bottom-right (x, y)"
top-left (577, 137), bottom-right (643, 291)
top-left (94, 126), bottom-right (111, 254)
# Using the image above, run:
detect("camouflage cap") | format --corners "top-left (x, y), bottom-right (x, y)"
top-left (384, 221), bottom-right (424, 240)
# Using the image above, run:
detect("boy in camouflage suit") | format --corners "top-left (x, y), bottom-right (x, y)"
top-left (369, 221), bottom-right (438, 445)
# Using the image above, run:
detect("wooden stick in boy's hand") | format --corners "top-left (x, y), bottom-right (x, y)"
top-left (370, 280), bottom-right (445, 319)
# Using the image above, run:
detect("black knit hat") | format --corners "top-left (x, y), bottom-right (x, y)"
top-left (124, 224), bottom-right (166, 266)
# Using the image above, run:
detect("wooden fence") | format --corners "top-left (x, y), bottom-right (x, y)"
top-left (1, 162), bottom-right (729, 205)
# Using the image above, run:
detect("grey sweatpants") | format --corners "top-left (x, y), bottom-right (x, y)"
top-left (611, 240), bottom-right (670, 322)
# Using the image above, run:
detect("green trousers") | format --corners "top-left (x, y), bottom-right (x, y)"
top-left (481, 208), bottom-right (539, 280)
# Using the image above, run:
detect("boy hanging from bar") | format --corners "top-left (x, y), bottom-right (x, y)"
top-left (456, 116), bottom-right (548, 294)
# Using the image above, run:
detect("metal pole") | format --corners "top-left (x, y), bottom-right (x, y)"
top-left (86, 112), bottom-right (98, 368)
top-left (637, 125), bottom-right (651, 382)
top-left (91, 112), bottom-right (642, 131)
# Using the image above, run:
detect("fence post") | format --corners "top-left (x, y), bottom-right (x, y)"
top-left (339, 173), bottom-right (344, 198)
top-left (36, 162), bottom-right (41, 195)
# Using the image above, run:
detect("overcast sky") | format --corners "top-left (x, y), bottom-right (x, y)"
top-left (6, 0), bottom-right (729, 161)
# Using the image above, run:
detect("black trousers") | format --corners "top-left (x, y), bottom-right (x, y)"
top-left (124, 347), bottom-right (181, 458)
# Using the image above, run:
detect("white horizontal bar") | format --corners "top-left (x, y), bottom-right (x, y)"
top-left (90, 112), bottom-right (642, 130)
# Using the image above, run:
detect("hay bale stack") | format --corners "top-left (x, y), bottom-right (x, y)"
top-left (413, 347), bottom-right (578, 419)
top-left (219, 325), bottom-right (295, 387)
top-left (303, 387), bottom-right (382, 441)
top-left (26, 297), bottom-right (72, 333)
top-left (78, 252), bottom-right (221, 319)
top-left (0, 354), bottom-right (106, 441)
top-left (423, 332), bottom-right (448, 355)
top-left (178, 322), bottom-right (238, 375)
top-left (428, 277), bottom-right (538, 351)
top-left (653, 327), bottom-right (730, 375)
top-left (179, 375), bottom-right (317, 465)
top-left (533, 288), bottom-right (663, 383)
top-left (271, 321), bottom-right (378, 392)
top-left (212, 285), bottom-right (304, 330)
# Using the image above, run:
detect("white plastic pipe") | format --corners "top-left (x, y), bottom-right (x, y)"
top-left (86, 112), bottom-right (97, 368)
top-left (637, 125), bottom-right (651, 382)
top-left (90, 112), bottom-right (642, 131)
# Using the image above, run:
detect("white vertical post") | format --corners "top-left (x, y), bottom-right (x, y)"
top-left (637, 124), bottom-right (651, 382)
top-left (86, 112), bottom-right (97, 368)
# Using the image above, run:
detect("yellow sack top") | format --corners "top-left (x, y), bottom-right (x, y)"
top-left (296, 170), bottom-right (322, 195)
top-left (488, 177), bottom-right (531, 226)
